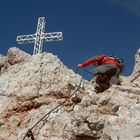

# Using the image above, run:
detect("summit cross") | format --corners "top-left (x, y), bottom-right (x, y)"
top-left (16, 17), bottom-right (63, 55)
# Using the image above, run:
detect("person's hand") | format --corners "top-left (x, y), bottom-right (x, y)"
top-left (77, 64), bottom-right (82, 67)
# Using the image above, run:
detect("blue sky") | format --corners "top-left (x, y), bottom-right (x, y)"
top-left (0, 0), bottom-right (140, 80)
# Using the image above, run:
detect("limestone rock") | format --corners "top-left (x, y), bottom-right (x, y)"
top-left (7, 47), bottom-right (31, 65)
top-left (0, 47), bottom-right (31, 74)
top-left (0, 47), bottom-right (140, 140)
top-left (0, 54), bottom-right (6, 71)
top-left (0, 48), bottom-right (96, 140)
top-left (122, 48), bottom-right (140, 88)
top-left (100, 85), bottom-right (140, 140)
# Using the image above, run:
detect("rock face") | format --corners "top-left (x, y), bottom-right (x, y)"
top-left (0, 47), bottom-right (140, 140)
top-left (126, 49), bottom-right (140, 88)
top-left (0, 47), bottom-right (31, 74)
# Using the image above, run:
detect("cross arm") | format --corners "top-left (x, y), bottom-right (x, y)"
top-left (43, 32), bottom-right (63, 42)
top-left (16, 34), bottom-right (36, 44)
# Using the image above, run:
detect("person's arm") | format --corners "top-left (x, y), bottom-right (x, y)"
top-left (78, 54), bottom-right (107, 67)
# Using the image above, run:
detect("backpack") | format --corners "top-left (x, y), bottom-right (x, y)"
top-left (110, 55), bottom-right (124, 72)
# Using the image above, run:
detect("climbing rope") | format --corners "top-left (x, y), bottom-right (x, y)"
top-left (22, 67), bottom-right (83, 140)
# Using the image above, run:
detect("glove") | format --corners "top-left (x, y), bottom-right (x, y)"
top-left (77, 64), bottom-right (82, 67)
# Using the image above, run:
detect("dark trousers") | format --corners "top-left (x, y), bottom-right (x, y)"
top-left (92, 64), bottom-right (120, 85)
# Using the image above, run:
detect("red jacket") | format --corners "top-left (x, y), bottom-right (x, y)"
top-left (80, 54), bottom-right (118, 67)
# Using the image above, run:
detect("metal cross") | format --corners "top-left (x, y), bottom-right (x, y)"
top-left (16, 17), bottom-right (63, 55)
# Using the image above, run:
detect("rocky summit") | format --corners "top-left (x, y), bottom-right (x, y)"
top-left (0, 47), bottom-right (140, 140)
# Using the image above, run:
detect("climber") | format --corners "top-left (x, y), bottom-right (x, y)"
top-left (77, 54), bottom-right (124, 86)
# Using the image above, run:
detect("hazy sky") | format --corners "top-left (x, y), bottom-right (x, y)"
top-left (0, 0), bottom-right (140, 80)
